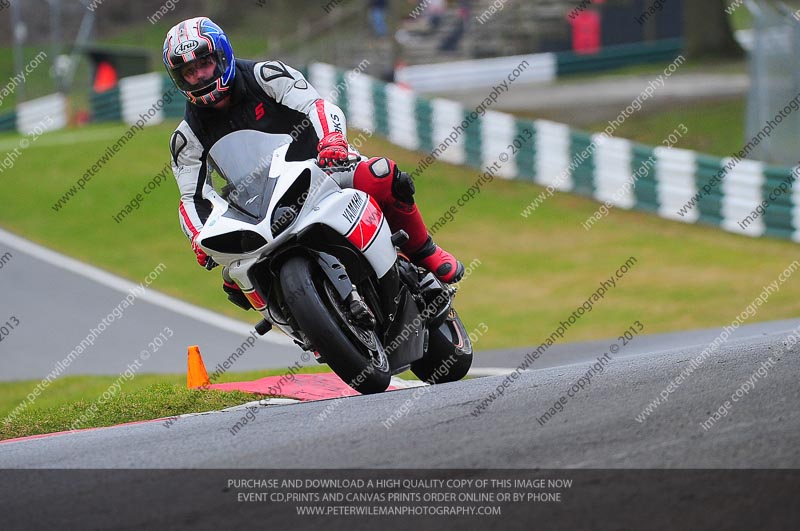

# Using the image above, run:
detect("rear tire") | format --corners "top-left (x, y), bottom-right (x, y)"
top-left (280, 255), bottom-right (391, 394)
top-left (411, 308), bottom-right (473, 384)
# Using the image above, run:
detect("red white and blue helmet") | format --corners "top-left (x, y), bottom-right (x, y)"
top-left (163, 17), bottom-right (235, 107)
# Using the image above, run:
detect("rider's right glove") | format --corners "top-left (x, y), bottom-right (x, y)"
top-left (191, 235), bottom-right (218, 270)
top-left (317, 132), bottom-right (360, 168)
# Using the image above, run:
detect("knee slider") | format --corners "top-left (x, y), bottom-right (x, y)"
top-left (368, 157), bottom-right (394, 179)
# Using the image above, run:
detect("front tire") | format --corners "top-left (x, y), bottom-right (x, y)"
top-left (411, 308), bottom-right (473, 384)
top-left (279, 256), bottom-right (391, 394)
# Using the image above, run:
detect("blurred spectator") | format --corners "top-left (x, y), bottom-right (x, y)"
top-left (458, 0), bottom-right (471, 18)
top-left (427, 0), bottom-right (446, 31)
top-left (369, 0), bottom-right (389, 38)
top-left (440, 0), bottom-right (471, 51)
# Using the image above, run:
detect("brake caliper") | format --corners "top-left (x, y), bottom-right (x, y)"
top-left (347, 286), bottom-right (376, 328)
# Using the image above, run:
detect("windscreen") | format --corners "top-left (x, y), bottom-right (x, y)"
top-left (207, 131), bottom-right (293, 219)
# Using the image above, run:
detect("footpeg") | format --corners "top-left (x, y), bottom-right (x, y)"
top-left (391, 230), bottom-right (409, 248)
top-left (255, 319), bottom-right (272, 336)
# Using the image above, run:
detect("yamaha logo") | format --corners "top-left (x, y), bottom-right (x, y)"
top-left (174, 40), bottom-right (200, 55)
top-left (342, 194), bottom-right (365, 224)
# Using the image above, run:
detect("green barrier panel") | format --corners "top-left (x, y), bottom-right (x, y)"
top-left (0, 111), bottom-right (16, 132)
top-left (761, 166), bottom-right (796, 236)
top-left (464, 112), bottom-right (482, 169)
top-left (762, 222), bottom-right (794, 240)
top-left (633, 180), bottom-right (660, 212)
top-left (762, 202), bottom-right (794, 234)
top-left (514, 119), bottom-right (536, 182)
top-left (762, 184), bottom-right (796, 206)
top-left (556, 38), bottom-right (684, 76)
top-left (415, 97), bottom-right (434, 154)
top-left (694, 154), bottom-right (725, 226)
top-left (763, 166), bottom-right (796, 204)
top-left (372, 81), bottom-right (390, 138)
top-left (90, 88), bottom-right (122, 123)
top-left (570, 131), bottom-right (594, 197)
top-left (762, 203), bottom-right (794, 235)
top-left (162, 77), bottom-right (185, 119)
top-left (631, 144), bottom-right (659, 213)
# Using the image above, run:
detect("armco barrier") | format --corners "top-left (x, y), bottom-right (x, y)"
top-left (396, 39), bottom-right (684, 93)
top-left (556, 39), bottom-right (685, 76)
top-left (0, 111), bottom-right (16, 132)
top-left (0, 93), bottom-right (67, 134)
top-left (397, 52), bottom-right (558, 94)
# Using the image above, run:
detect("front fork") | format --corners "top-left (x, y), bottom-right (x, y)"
top-left (228, 251), bottom-right (382, 348)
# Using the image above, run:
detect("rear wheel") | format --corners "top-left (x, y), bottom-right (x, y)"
top-left (279, 256), bottom-right (391, 394)
top-left (411, 308), bottom-right (473, 384)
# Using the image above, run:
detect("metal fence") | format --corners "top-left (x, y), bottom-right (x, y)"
top-left (745, 0), bottom-right (800, 166)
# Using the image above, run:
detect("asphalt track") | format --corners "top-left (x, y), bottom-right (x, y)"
top-left (474, 316), bottom-right (800, 371)
top-left (2, 318), bottom-right (798, 468)
top-left (0, 228), bottom-right (306, 381)
top-left (436, 72), bottom-right (749, 126)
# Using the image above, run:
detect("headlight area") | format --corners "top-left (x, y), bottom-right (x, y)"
top-left (202, 230), bottom-right (268, 254)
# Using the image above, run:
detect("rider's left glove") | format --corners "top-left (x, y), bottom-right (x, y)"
top-left (317, 132), bottom-right (360, 168)
top-left (191, 235), bottom-right (218, 270)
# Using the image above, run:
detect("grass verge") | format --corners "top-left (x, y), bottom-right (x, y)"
top-left (0, 366), bottom-right (332, 441)
top-left (587, 98), bottom-right (747, 158)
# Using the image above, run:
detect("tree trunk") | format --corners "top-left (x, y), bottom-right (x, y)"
top-left (683, 0), bottom-right (744, 59)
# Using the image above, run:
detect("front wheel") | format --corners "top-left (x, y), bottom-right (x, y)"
top-left (279, 255), bottom-right (391, 394)
top-left (411, 308), bottom-right (473, 384)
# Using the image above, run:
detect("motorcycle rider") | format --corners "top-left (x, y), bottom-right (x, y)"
top-left (163, 17), bottom-right (464, 309)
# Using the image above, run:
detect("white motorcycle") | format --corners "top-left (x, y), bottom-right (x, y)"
top-left (197, 130), bottom-right (472, 394)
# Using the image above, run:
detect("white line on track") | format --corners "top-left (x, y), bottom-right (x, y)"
top-left (468, 367), bottom-right (520, 377)
top-left (0, 227), bottom-right (295, 346)
top-left (0, 127), bottom-right (131, 151)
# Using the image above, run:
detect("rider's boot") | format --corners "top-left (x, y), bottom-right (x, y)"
top-left (405, 235), bottom-right (464, 284)
top-left (222, 268), bottom-right (252, 311)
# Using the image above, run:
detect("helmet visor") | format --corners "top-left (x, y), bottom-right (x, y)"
top-left (169, 51), bottom-right (229, 92)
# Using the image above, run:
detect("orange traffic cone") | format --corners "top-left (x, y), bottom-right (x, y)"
top-left (187, 345), bottom-right (210, 389)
